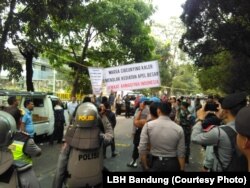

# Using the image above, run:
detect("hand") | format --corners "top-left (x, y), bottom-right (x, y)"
top-left (143, 166), bottom-right (150, 171)
top-left (100, 133), bottom-right (110, 145)
top-left (201, 167), bottom-right (209, 172)
top-left (196, 107), bottom-right (209, 120)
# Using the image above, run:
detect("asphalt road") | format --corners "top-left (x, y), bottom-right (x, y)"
top-left (33, 115), bottom-right (204, 187)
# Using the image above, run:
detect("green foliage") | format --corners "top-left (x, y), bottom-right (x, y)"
top-left (43, 0), bottom-right (155, 95)
top-left (172, 64), bottom-right (200, 95)
top-left (180, 0), bottom-right (250, 93)
top-left (0, 0), bottom-right (66, 90)
top-left (2, 48), bottom-right (22, 80)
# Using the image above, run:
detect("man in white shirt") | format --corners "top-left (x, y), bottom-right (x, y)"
top-left (67, 96), bottom-right (78, 124)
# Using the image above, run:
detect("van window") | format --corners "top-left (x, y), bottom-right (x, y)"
top-left (32, 98), bottom-right (44, 107)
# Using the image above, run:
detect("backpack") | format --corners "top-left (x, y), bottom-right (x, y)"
top-left (214, 126), bottom-right (248, 172)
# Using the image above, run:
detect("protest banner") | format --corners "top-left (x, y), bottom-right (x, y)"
top-left (88, 67), bottom-right (104, 95)
top-left (103, 61), bottom-right (161, 92)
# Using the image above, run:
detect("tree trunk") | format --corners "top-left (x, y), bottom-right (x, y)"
top-left (26, 54), bottom-right (34, 92)
top-left (0, 0), bottom-right (16, 65)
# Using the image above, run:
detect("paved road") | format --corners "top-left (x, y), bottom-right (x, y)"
top-left (33, 115), bottom-right (204, 187)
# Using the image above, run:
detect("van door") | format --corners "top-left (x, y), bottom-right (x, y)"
top-left (21, 96), bottom-right (54, 137)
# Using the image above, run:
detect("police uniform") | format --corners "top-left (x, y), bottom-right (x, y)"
top-left (235, 106), bottom-right (250, 138)
top-left (0, 111), bottom-right (19, 187)
top-left (191, 92), bottom-right (247, 171)
top-left (52, 102), bottom-right (113, 188)
top-left (4, 100), bottom-right (42, 188)
top-left (139, 115), bottom-right (185, 171)
top-left (10, 132), bottom-right (41, 188)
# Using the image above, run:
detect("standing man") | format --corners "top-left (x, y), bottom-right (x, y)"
top-left (53, 102), bottom-right (113, 188)
top-left (109, 91), bottom-right (115, 112)
top-left (67, 96), bottom-right (78, 124)
top-left (96, 92), bottom-right (103, 107)
top-left (191, 92), bottom-right (247, 171)
top-left (103, 102), bottom-right (117, 158)
top-left (21, 99), bottom-right (35, 137)
top-left (50, 100), bottom-right (65, 145)
top-left (4, 96), bottom-right (23, 128)
top-left (125, 95), bottom-right (131, 118)
top-left (0, 111), bottom-right (19, 187)
top-left (179, 101), bottom-right (192, 163)
top-left (139, 102), bottom-right (185, 171)
top-left (115, 94), bottom-right (122, 115)
top-left (235, 106), bottom-right (250, 171)
top-left (127, 97), bottom-right (150, 168)
top-left (1, 107), bottom-right (41, 188)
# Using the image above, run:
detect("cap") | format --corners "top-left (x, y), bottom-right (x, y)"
top-left (139, 97), bottom-right (149, 103)
top-left (149, 97), bottom-right (161, 103)
top-left (221, 92), bottom-right (247, 109)
top-left (181, 101), bottom-right (189, 108)
top-left (235, 106), bottom-right (250, 138)
top-left (202, 115), bottom-right (221, 132)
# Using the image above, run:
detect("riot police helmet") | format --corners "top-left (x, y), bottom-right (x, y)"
top-left (74, 102), bottom-right (98, 128)
top-left (0, 111), bottom-right (17, 148)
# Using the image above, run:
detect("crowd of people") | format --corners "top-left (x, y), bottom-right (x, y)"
top-left (1, 91), bottom-right (250, 187)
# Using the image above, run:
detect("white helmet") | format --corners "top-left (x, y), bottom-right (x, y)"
top-left (0, 111), bottom-right (16, 148)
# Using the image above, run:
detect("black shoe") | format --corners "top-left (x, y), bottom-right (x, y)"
top-left (112, 152), bottom-right (118, 157)
top-left (127, 160), bottom-right (137, 168)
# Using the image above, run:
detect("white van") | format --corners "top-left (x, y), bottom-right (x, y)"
top-left (0, 90), bottom-right (58, 137)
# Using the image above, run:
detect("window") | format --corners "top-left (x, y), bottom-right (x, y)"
top-left (41, 65), bottom-right (46, 71)
top-left (32, 98), bottom-right (44, 107)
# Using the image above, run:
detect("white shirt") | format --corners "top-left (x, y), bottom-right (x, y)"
top-left (67, 101), bottom-right (78, 116)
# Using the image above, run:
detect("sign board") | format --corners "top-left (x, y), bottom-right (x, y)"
top-left (103, 61), bottom-right (161, 92)
top-left (88, 67), bottom-right (104, 95)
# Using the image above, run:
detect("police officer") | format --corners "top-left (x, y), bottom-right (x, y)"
top-left (53, 102), bottom-right (113, 188)
top-left (0, 111), bottom-right (18, 187)
top-left (9, 131), bottom-right (41, 188)
top-left (127, 97), bottom-right (150, 168)
top-left (235, 106), bottom-right (250, 171)
top-left (4, 98), bottom-right (42, 188)
top-left (138, 102), bottom-right (185, 171)
top-left (191, 92), bottom-right (247, 171)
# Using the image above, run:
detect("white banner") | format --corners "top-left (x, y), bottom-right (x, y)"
top-left (88, 67), bottom-right (104, 95)
top-left (103, 61), bottom-right (161, 92)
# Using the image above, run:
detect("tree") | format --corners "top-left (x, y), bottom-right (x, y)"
top-left (0, 0), bottom-right (22, 80)
top-left (44, 0), bottom-right (155, 96)
top-left (180, 0), bottom-right (250, 93)
top-left (151, 17), bottom-right (200, 96)
top-left (0, 0), bottom-right (64, 91)
top-left (11, 0), bottom-right (70, 91)
top-left (172, 64), bottom-right (200, 95)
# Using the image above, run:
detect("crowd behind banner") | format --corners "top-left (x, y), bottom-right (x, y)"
top-left (1, 91), bottom-right (250, 187)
